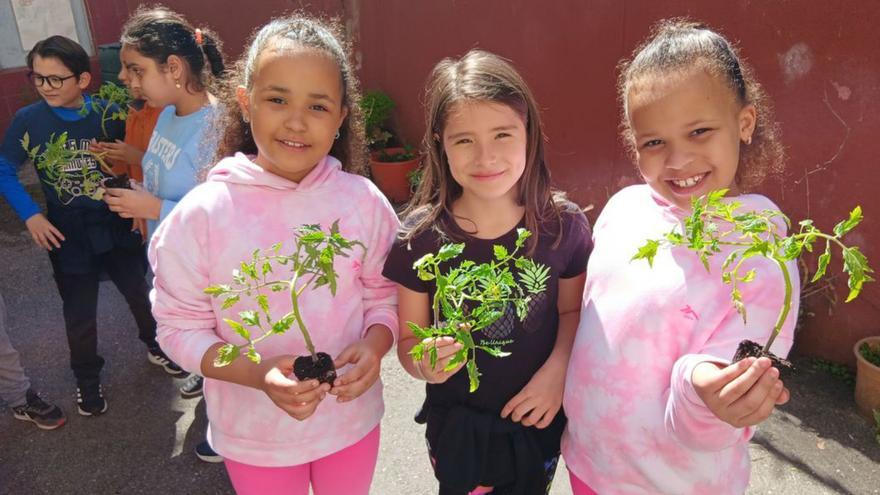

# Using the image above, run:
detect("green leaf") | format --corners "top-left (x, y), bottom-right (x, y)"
top-left (271, 315), bottom-right (294, 335)
top-left (842, 246), bottom-right (873, 302)
top-left (811, 243), bottom-right (832, 283)
top-left (221, 294), bottom-right (240, 310)
top-left (213, 344), bottom-right (239, 367)
top-left (246, 346), bottom-right (262, 364)
top-left (466, 359), bottom-right (480, 393)
top-left (443, 348), bottom-right (467, 372)
top-left (493, 244), bottom-right (509, 261)
top-left (739, 269), bottom-right (757, 283)
top-left (631, 239), bottom-right (660, 267)
top-left (833, 206), bottom-right (863, 237)
top-left (256, 294), bottom-right (269, 315)
top-left (479, 346), bottom-right (511, 358)
top-left (407, 321), bottom-right (433, 340)
top-left (239, 310), bottom-right (260, 327)
top-left (224, 318), bottom-right (250, 341)
top-left (437, 243), bottom-right (464, 262)
top-left (515, 228), bottom-right (531, 249)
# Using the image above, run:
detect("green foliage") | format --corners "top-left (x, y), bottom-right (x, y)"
top-left (859, 341), bottom-right (880, 367)
top-left (21, 131), bottom-right (115, 203)
top-left (408, 228), bottom-right (549, 392)
top-left (360, 90), bottom-right (395, 150)
top-left (377, 145), bottom-right (418, 163)
top-left (811, 358), bottom-right (855, 386)
top-left (79, 82), bottom-right (132, 138)
top-left (203, 221), bottom-right (364, 367)
top-left (407, 166), bottom-right (423, 191)
top-left (632, 189), bottom-right (873, 353)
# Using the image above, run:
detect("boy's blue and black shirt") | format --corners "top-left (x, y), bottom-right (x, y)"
top-left (0, 96), bottom-right (141, 274)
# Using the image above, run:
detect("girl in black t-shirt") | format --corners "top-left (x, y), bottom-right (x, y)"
top-left (383, 49), bottom-right (592, 495)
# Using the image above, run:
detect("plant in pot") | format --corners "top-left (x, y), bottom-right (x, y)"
top-left (360, 89), bottom-right (420, 203)
top-left (632, 189), bottom-right (873, 371)
top-left (408, 228), bottom-right (550, 392)
top-left (854, 337), bottom-right (880, 420)
top-left (204, 221), bottom-right (363, 383)
top-left (20, 130), bottom-right (128, 204)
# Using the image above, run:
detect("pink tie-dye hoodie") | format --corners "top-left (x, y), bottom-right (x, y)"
top-left (149, 152), bottom-right (399, 467)
top-left (562, 184), bottom-right (799, 494)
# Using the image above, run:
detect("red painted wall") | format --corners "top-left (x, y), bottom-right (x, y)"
top-left (1, 0), bottom-right (877, 365)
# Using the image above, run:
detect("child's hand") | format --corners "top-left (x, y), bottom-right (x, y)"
top-left (330, 340), bottom-right (383, 403)
top-left (414, 336), bottom-right (465, 384)
top-left (501, 359), bottom-right (565, 428)
top-left (99, 140), bottom-right (145, 165)
top-left (24, 213), bottom-right (65, 250)
top-left (256, 355), bottom-right (331, 421)
top-left (104, 187), bottom-right (161, 220)
top-left (692, 357), bottom-right (789, 428)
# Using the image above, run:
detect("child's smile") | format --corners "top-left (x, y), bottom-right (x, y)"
top-left (628, 69), bottom-right (756, 209)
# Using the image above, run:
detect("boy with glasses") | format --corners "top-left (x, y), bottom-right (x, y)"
top-left (0, 36), bottom-right (182, 418)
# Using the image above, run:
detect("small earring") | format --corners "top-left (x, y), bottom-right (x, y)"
top-left (745, 135), bottom-right (752, 145)
top-left (242, 114), bottom-right (249, 124)
top-left (175, 80), bottom-right (181, 89)
top-left (335, 130), bottom-right (341, 140)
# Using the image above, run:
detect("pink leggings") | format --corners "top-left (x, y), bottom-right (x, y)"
top-left (569, 470), bottom-right (599, 495)
top-left (224, 426), bottom-right (380, 495)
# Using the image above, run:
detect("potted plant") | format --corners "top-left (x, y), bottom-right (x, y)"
top-left (360, 89), bottom-right (420, 203)
top-left (20, 131), bottom-right (128, 203)
top-left (204, 221), bottom-right (363, 383)
top-left (632, 189), bottom-right (873, 369)
top-left (408, 228), bottom-right (550, 392)
top-left (854, 336), bottom-right (880, 420)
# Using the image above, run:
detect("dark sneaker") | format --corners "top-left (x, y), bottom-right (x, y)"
top-left (148, 346), bottom-right (184, 375)
top-left (195, 440), bottom-right (223, 463)
top-left (12, 389), bottom-right (66, 430)
top-left (76, 382), bottom-right (108, 416)
top-left (179, 374), bottom-right (204, 398)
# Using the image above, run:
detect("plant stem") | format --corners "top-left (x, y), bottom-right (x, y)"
top-left (289, 271), bottom-right (317, 361)
top-left (764, 257), bottom-right (792, 353)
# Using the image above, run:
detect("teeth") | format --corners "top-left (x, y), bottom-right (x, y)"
top-left (672, 174), bottom-right (704, 188)
top-left (282, 140), bottom-right (306, 148)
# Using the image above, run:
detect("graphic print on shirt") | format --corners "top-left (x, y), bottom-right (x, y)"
top-left (52, 137), bottom-right (101, 202)
top-left (479, 290), bottom-right (549, 340)
top-left (142, 132), bottom-right (182, 194)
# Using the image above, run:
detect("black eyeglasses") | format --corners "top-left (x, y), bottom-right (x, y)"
top-left (27, 72), bottom-right (78, 89)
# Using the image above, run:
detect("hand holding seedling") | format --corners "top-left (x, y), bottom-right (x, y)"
top-left (412, 336), bottom-right (465, 384)
top-left (103, 185), bottom-right (161, 219)
top-left (329, 324), bottom-right (393, 403)
top-left (692, 357), bottom-right (789, 428)
top-left (501, 357), bottom-right (565, 428)
top-left (633, 189), bottom-right (873, 364)
top-left (24, 213), bottom-right (65, 251)
top-left (91, 139), bottom-right (144, 165)
top-left (254, 354), bottom-right (330, 420)
top-left (205, 222), bottom-right (364, 387)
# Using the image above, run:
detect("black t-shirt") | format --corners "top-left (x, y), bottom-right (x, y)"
top-left (383, 205), bottom-right (592, 456)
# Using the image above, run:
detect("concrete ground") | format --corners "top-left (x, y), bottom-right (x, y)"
top-left (0, 168), bottom-right (878, 494)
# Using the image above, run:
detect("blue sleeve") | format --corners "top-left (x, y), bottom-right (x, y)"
top-left (159, 198), bottom-right (179, 225)
top-left (0, 110), bottom-right (40, 221)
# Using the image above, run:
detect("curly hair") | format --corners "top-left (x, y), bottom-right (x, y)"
top-left (212, 13), bottom-right (366, 174)
top-left (617, 18), bottom-right (785, 190)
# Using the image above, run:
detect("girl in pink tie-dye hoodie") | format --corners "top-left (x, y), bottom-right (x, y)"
top-left (149, 16), bottom-right (398, 495)
top-left (562, 20), bottom-right (799, 495)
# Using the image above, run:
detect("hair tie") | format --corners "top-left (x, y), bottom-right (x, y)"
top-left (195, 28), bottom-right (204, 46)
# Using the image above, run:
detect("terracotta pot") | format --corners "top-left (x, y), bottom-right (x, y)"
top-left (369, 147), bottom-right (420, 203)
top-left (853, 336), bottom-right (880, 420)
